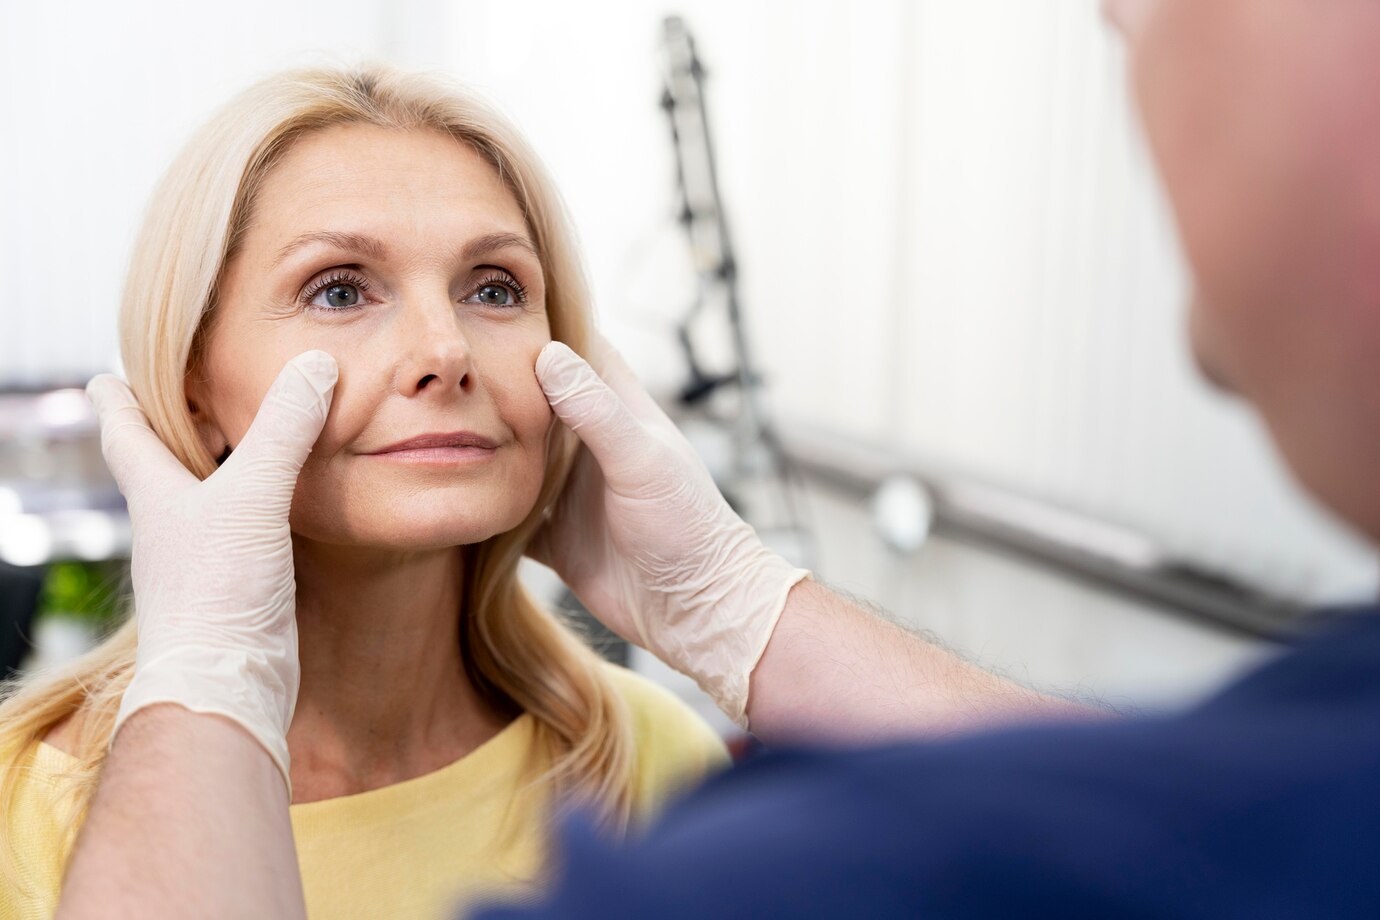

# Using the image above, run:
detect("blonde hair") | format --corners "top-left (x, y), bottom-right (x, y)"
top-left (0, 65), bottom-right (634, 866)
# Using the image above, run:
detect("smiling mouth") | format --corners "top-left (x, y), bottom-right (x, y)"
top-left (365, 431), bottom-right (500, 464)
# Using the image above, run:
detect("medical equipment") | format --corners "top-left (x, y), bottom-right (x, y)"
top-left (657, 15), bottom-right (814, 570)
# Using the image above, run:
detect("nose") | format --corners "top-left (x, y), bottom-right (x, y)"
top-left (394, 295), bottom-right (474, 398)
top-left (1102, 0), bottom-right (1158, 41)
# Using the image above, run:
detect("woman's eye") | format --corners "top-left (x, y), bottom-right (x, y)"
top-left (300, 271), bottom-right (371, 312)
top-left (470, 283), bottom-right (515, 307)
top-left (314, 282), bottom-right (363, 309)
top-left (465, 271), bottom-right (527, 308)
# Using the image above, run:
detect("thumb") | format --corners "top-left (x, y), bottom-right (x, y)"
top-left (536, 342), bottom-right (654, 489)
top-left (220, 350), bottom-right (339, 502)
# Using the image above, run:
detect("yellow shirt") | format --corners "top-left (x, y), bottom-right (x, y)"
top-left (0, 665), bottom-right (728, 920)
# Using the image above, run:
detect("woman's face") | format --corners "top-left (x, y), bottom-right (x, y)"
top-left (194, 124), bottom-right (554, 549)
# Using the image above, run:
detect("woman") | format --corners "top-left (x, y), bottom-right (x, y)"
top-left (0, 66), bottom-right (726, 918)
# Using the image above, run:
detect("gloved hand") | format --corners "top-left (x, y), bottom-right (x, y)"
top-left (530, 337), bottom-right (810, 728)
top-left (86, 350), bottom-right (338, 791)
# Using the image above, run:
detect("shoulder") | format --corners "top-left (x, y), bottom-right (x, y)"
top-left (600, 662), bottom-right (727, 761)
top-left (1, 730), bottom-right (82, 828)
top-left (521, 639), bottom-right (1380, 918)
top-left (598, 663), bottom-right (729, 814)
top-left (535, 718), bottom-right (1347, 919)
top-left (0, 738), bottom-right (78, 917)
top-left (41, 711), bottom-right (84, 756)
top-left (616, 679), bottom-right (1380, 917)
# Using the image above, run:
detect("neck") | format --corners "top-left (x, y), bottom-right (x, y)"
top-left (286, 539), bottom-right (509, 803)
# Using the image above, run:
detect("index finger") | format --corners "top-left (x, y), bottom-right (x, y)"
top-left (86, 374), bottom-right (195, 504)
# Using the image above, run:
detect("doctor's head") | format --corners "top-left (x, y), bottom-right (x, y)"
top-left (1106, 0), bottom-right (1380, 539)
top-left (120, 67), bottom-right (590, 554)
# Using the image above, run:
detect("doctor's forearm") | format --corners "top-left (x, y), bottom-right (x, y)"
top-left (745, 580), bottom-right (1099, 743)
top-left (58, 705), bottom-right (304, 920)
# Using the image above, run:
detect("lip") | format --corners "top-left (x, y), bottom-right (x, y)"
top-left (364, 431), bottom-right (501, 465)
top-left (367, 431), bottom-right (501, 454)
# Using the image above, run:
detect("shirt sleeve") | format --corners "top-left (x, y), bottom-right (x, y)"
top-left (1, 743), bottom-right (74, 919)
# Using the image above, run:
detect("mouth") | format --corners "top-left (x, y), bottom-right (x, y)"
top-left (364, 431), bottom-right (501, 465)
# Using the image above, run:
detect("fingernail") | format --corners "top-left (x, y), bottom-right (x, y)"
top-left (536, 342), bottom-right (582, 393)
top-left (84, 376), bottom-right (109, 414)
top-left (291, 350), bottom-right (339, 395)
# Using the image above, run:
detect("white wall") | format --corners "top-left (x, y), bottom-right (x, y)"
top-left (422, 0), bottom-right (1377, 606)
top-left (0, 0), bottom-right (391, 382)
top-left (3, 1), bottom-right (1375, 611)
top-left (887, 3), bottom-right (1377, 605)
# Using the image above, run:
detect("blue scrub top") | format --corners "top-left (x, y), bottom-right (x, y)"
top-left (478, 606), bottom-right (1380, 919)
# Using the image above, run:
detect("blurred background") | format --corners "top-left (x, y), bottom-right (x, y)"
top-left (2, 0), bottom-right (1376, 735)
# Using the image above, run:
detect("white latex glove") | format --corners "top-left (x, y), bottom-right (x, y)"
top-left (530, 337), bottom-right (810, 728)
top-left (86, 351), bottom-right (338, 790)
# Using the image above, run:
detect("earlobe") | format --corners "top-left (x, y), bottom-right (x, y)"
top-left (185, 386), bottom-right (230, 464)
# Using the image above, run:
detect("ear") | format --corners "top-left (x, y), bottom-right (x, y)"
top-left (184, 367), bottom-right (229, 461)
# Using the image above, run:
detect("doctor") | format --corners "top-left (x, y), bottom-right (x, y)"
top-left (58, 0), bottom-right (1380, 916)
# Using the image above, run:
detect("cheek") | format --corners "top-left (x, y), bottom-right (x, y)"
top-left (300, 337), bottom-right (389, 458)
top-left (483, 330), bottom-right (555, 463)
top-left (208, 316), bottom-right (380, 454)
top-left (203, 338), bottom-right (302, 445)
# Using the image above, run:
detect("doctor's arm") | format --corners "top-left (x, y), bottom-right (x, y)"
top-left (530, 340), bottom-right (1096, 745)
top-left (57, 353), bottom-right (337, 919)
top-left (60, 706), bottom-right (302, 920)
top-left (746, 578), bottom-right (1092, 741)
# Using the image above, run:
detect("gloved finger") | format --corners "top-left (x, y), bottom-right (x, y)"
top-left (584, 333), bottom-right (675, 429)
top-left (86, 374), bottom-right (196, 504)
top-left (536, 342), bottom-right (657, 489)
top-left (220, 350), bottom-right (339, 502)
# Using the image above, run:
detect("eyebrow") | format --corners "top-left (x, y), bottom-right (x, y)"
top-left (273, 231), bottom-right (386, 268)
top-left (463, 232), bottom-right (539, 262)
top-left (272, 229), bottom-right (539, 268)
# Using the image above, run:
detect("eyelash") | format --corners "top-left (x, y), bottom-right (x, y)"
top-left (475, 270), bottom-right (529, 305)
top-left (296, 268), bottom-right (529, 311)
top-left (299, 269), bottom-right (371, 309)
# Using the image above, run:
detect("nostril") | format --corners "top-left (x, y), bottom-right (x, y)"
top-left (460, 372), bottom-right (470, 390)
top-left (417, 373), bottom-right (438, 390)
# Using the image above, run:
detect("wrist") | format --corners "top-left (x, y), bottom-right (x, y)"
top-left (664, 543), bottom-right (810, 730)
top-left (117, 645), bottom-right (297, 792)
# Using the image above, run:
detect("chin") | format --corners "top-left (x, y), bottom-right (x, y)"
top-left (1190, 340), bottom-right (1236, 395)
top-left (1187, 293), bottom-right (1239, 396)
top-left (374, 518), bottom-right (515, 550)
top-left (291, 483), bottom-right (541, 551)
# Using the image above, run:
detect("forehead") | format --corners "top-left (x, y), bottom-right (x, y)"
top-left (245, 123), bottom-right (529, 253)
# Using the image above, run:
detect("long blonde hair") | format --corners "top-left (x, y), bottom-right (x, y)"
top-left (0, 65), bottom-right (634, 858)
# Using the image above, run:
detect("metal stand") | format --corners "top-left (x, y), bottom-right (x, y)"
top-left (658, 16), bottom-right (813, 567)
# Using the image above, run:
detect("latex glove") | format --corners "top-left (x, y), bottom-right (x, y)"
top-left (530, 337), bottom-right (810, 728)
top-left (86, 351), bottom-right (338, 790)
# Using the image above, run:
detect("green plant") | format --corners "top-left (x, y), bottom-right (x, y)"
top-left (36, 561), bottom-right (127, 625)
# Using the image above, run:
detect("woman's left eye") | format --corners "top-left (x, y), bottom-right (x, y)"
top-left (464, 272), bottom-right (528, 308)
top-left (471, 284), bottom-right (515, 306)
